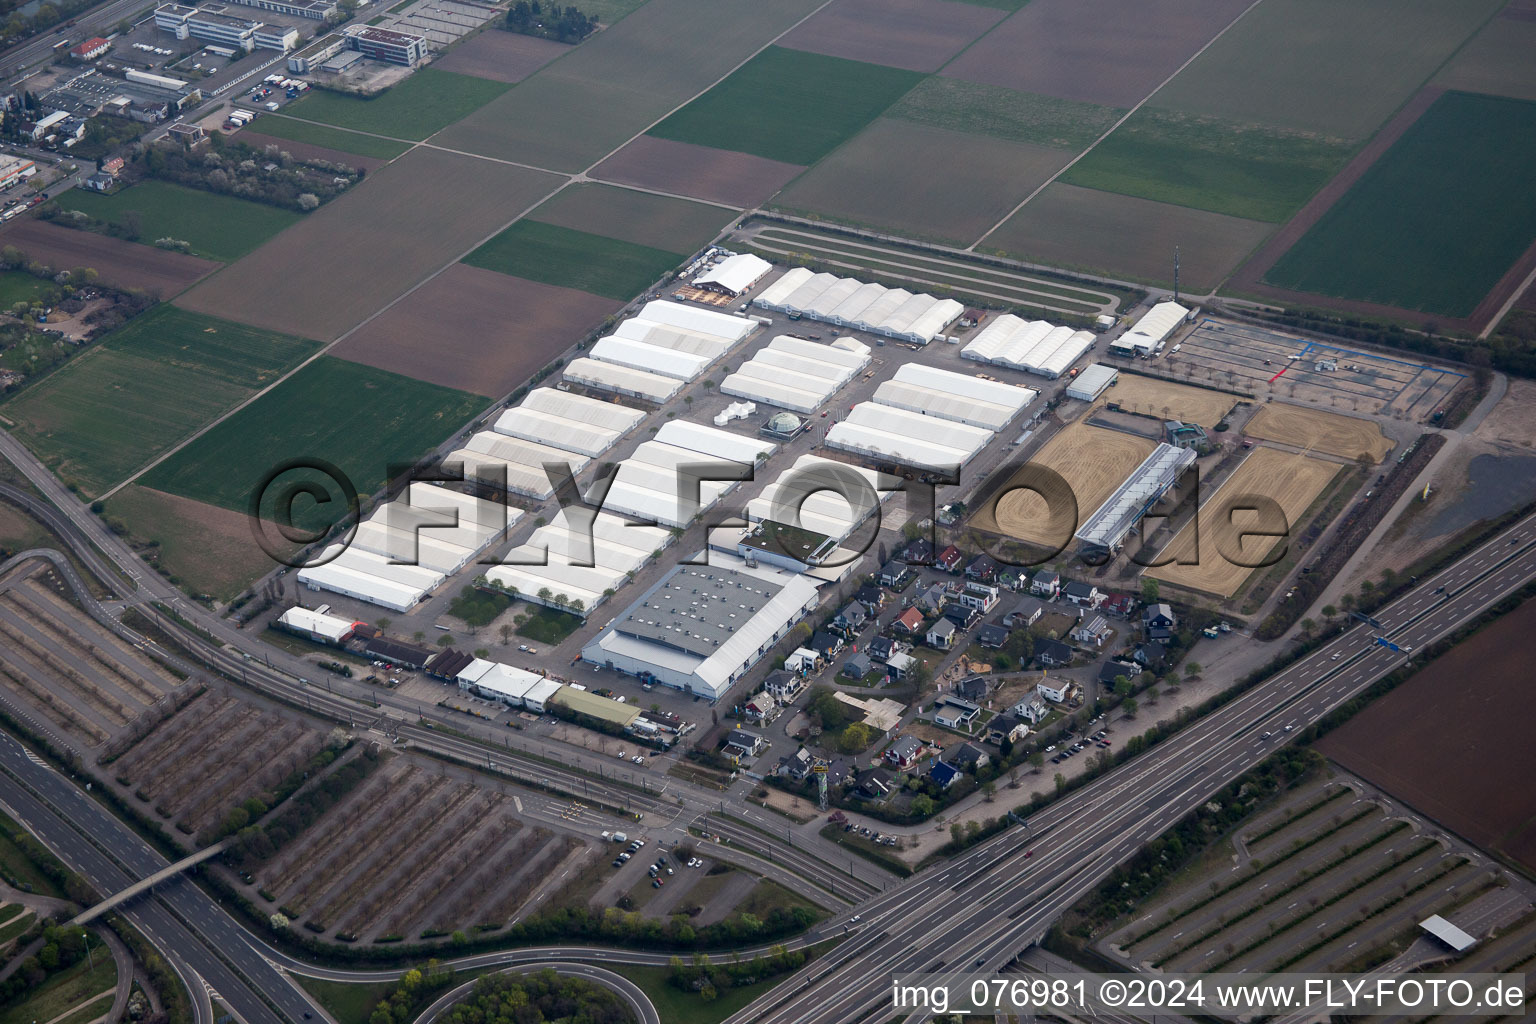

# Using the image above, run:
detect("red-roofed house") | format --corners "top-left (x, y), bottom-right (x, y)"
top-left (936, 544), bottom-right (962, 573)
top-left (70, 37), bottom-right (110, 60)
top-left (893, 607), bottom-right (924, 634)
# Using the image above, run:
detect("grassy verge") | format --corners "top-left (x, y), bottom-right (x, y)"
top-left (817, 823), bottom-right (912, 878)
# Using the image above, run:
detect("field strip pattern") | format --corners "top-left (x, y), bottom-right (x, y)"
top-left (750, 226), bottom-right (1117, 314)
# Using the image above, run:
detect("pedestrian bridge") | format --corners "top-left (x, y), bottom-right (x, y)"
top-left (70, 839), bottom-right (228, 925)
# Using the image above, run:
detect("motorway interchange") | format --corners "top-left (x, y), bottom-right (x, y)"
top-left (1, 400), bottom-right (1534, 1024)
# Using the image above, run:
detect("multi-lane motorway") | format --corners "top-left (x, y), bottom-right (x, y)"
top-left (724, 513), bottom-right (1536, 1024)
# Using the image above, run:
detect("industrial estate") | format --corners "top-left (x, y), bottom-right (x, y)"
top-left (0, 1), bottom-right (1532, 1024)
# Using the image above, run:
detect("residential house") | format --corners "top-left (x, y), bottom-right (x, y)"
top-left (854, 583), bottom-right (887, 613)
top-left (1062, 581), bottom-right (1103, 608)
top-left (915, 583), bottom-right (949, 616)
top-left (926, 617), bottom-right (957, 650)
top-left (1143, 602), bottom-right (1178, 644)
top-left (986, 715), bottom-right (1029, 747)
top-left (832, 602), bottom-right (868, 635)
top-left (1004, 599), bottom-right (1045, 629)
top-left (877, 558), bottom-right (911, 588)
top-left (742, 692), bottom-right (780, 725)
top-left (977, 624), bottom-right (1010, 649)
top-left (867, 636), bottom-right (899, 662)
top-left (1013, 694), bottom-right (1048, 724)
top-left (933, 695), bottom-right (980, 731)
top-left (884, 735), bottom-right (924, 770)
top-left (723, 728), bottom-right (764, 760)
top-left (853, 767), bottom-right (893, 799)
top-left (965, 553), bottom-right (999, 582)
top-left (841, 652), bottom-right (873, 680)
top-left (936, 544), bottom-right (963, 573)
top-left (954, 675), bottom-right (989, 702)
top-left (784, 647), bottom-right (823, 675)
top-left (1133, 643), bottom-right (1167, 670)
top-left (83, 171), bottom-right (115, 191)
top-left (1037, 677), bottom-right (1072, 704)
top-left (1071, 615), bottom-right (1112, 647)
top-left (893, 607), bottom-right (924, 634)
top-left (900, 537), bottom-right (934, 565)
top-left (782, 746), bottom-right (814, 780)
top-left (764, 670), bottom-right (802, 701)
top-left (1031, 570), bottom-right (1061, 599)
top-left (943, 604), bottom-right (980, 630)
top-left (1035, 638), bottom-right (1074, 668)
top-left (955, 581), bottom-right (1000, 614)
top-left (885, 651), bottom-right (916, 680)
top-left (1098, 659), bottom-right (1141, 689)
top-left (929, 760), bottom-right (963, 789)
top-left (811, 630), bottom-right (844, 660)
top-left (100, 156), bottom-right (125, 175)
top-left (1102, 592), bottom-right (1136, 618)
top-left (950, 742), bottom-right (990, 771)
top-left (824, 757), bottom-right (853, 789)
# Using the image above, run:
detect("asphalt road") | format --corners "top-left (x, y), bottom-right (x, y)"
top-left (723, 513), bottom-right (1536, 1024)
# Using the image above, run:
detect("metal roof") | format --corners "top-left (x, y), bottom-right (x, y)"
top-left (1419, 915), bottom-right (1477, 952)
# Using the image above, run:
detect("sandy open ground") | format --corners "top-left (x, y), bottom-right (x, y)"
top-left (329, 263), bottom-right (621, 397)
top-left (593, 135), bottom-right (804, 208)
top-left (1148, 447), bottom-right (1338, 597)
top-left (1094, 372), bottom-right (1238, 428)
top-left (1243, 403), bottom-right (1394, 462)
top-left (0, 219), bottom-right (220, 297)
top-left (974, 422), bottom-right (1157, 547)
top-left (777, 0), bottom-right (1006, 73)
top-left (176, 148), bottom-right (561, 341)
top-left (432, 30), bottom-right (571, 83)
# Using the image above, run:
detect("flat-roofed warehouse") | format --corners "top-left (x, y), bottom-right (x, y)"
top-left (446, 431), bottom-right (589, 500)
top-left (694, 252), bottom-right (772, 296)
top-left (720, 335), bottom-right (871, 413)
top-left (275, 606), bottom-right (357, 644)
top-left (1075, 443), bottom-right (1196, 557)
top-left (746, 454), bottom-right (900, 544)
top-left (598, 420), bottom-right (774, 529)
top-left (753, 268), bottom-right (963, 345)
top-left (563, 357), bottom-right (682, 403)
top-left (826, 402), bottom-right (993, 472)
top-left (485, 509), bottom-right (672, 615)
top-left (489, 387), bottom-right (645, 458)
top-left (1109, 300), bottom-right (1189, 357)
top-left (552, 686), bottom-right (639, 728)
top-left (585, 299), bottom-right (758, 383)
top-left (872, 364), bottom-right (1037, 431)
top-left (962, 315), bottom-right (1096, 379)
top-left (581, 553), bottom-right (820, 700)
top-left (1066, 363), bottom-right (1118, 402)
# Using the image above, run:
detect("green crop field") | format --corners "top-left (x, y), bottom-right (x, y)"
top-left (464, 219), bottom-right (685, 301)
top-left (649, 46), bottom-right (924, 166)
top-left (1060, 107), bottom-right (1354, 223)
top-left (0, 270), bottom-right (54, 308)
top-left (886, 77), bottom-right (1125, 151)
top-left (3, 306), bottom-right (318, 497)
top-left (140, 356), bottom-right (485, 532)
top-left (1264, 92), bottom-right (1536, 318)
top-left (244, 115), bottom-right (414, 160)
top-left (53, 180), bottom-right (300, 262)
top-left (284, 68), bottom-right (512, 140)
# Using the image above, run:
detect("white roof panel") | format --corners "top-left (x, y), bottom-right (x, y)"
top-left (519, 388), bottom-right (646, 434)
top-left (653, 419), bottom-right (775, 465)
top-left (636, 299), bottom-right (755, 342)
top-left (694, 253), bottom-right (771, 295)
top-left (589, 335), bottom-right (711, 380)
top-left (564, 357), bottom-right (682, 403)
top-left (753, 267), bottom-right (814, 310)
top-left (890, 363), bottom-right (1037, 412)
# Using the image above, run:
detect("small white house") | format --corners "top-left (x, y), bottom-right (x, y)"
top-left (1013, 696), bottom-right (1048, 724)
top-left (1037, 678), bottom-right (1071, 704)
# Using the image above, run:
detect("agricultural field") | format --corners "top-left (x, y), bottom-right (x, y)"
top-left (0, 558), bottom-right (183, 748)
top-left (1148, 447), bottom-right (1338, 597)
top-left (1243, 404), bottom-right (1394, 462)
top-left (330, 263), bottom-right (620, 397)
top-left (771, 119), bottom-right (1071, 246)
top-left (113, 689), bottom-right (327, 839)
top-left (431, 30), bottom-right (570, 84)
top-left (0, 219), bottom-right (219, 296)
top-left (649, 47), bottom-right (924, 166)
top-left (776, 0), bottom-right (1007, 73)
top-left (282, 68), bottom-right (511, 140)
top-left (0, 269), bottom-right (52, 307)
top-left (176, 148), bottom-right (561, 341)
top-left (1432, 11), bottom-right (1536, 102)
top-left (1092, 372), bottom-right (1237, 428)
top-left (1318, 597), bottom-right (1536, 875)
top-left (139, 356), bottom-right (485, 533)
top-left (1098, 777), bottom-right (1504, 975)
top-left (983, 183), bottom-right (1271, 291)
top-left (971, 423), bottom-right (1156, 547)
top-left (940, 0), bottom-right (1252, 107)
top-left (525, 183), bottom-right (731, 254)
top-left (1150, 0), bottom-right (1507, 139)
top-left (251, 756), bottom-right (584, 939)
top-left (885, 77), bottom-right (1126, 151)
top-left (434, 0), bottom-right (827, 172)
top-left (1263, 91), bottom-right (1536, 318)
top-left (239, 116), bottom-right (413, 162)
top-left (53, 180), bottom-right (302, 262)
top-left (1059, 108), bottom-right (1355, 223)
top-left (463, 220), bottom-right (687, 301)
top-left (2, 305), bottom-right (319, 498)
top-left (103, 485), bottom-right (295, 603)
top-left (592, 136), bottom-right (804, 209)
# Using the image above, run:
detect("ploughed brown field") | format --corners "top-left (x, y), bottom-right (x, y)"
top-left (235, 132), bottom-right (396, 173)
top-left (0, 219), bottom-right (220, 297)
top-left (1318, 597), bottom-right (1536, 876)
top-left (592, 135), bottom-right (804, 209)
top-left (329, 263), bottom-right (621, 397)
top-left (432, 30), bottom-right (571, 84)
top-left (777, 0), bottom-right (1007, 74)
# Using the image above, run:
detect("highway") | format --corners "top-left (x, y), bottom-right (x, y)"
top-left (723, 513), bottom-right (1536, 1024)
